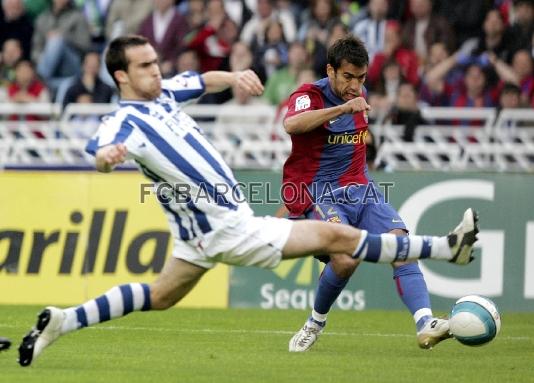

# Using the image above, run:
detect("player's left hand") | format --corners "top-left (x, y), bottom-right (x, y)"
top-left (235, 70), bottom-right (264, 96)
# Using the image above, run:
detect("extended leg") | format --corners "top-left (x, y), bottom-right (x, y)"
top-left (18, 258), bottom-right (206, 367)
top-left (283, 209), bottom-right (478, 265)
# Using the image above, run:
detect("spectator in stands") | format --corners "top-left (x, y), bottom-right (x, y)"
top-left (186, 0), bottom-right (238, 73)
top-left (174, 49), bottom-right (200, 74)
top-left (263, 41), bottom-right (308, 106)
top-left (255, 20), bottom-right (289, 78)
top-left (386, 82), bottom-right (427, 141)
top-left (419, 42), bottom-right (463, 106)
top-left (298, 0), bottom-right (341, 45)
top-left (308, 22), bottom-right (348, 78)
top-left (507, 0), bottom-right (534, 55)
top-left (181, 0), bottom-right (207, 34)
top-left (498, 82), bottom-right (522, 110)
top-left (221, 0), bottom-right (253, 27)
top-left (340, 0), bottom-right (366, 29)
top-left (387, 0), bottom-right (408, 21)
top-left (0, 39), bottom-right (23, 90)
top-left (495, 83), bottom-right (534, 129)
top-left (401, 0), bottom-right (455, 63)
top-left (460, 9), bottom-right (513, 64)
top-left (229, 41), bottom-right (254, 72)
top-left (368, 21), bottom-right (419, 88)
top-left (79, 0), bottom-right (112, 50)
top-left (105, 0), bottom-right (152, 41)
top-left (510, 49), bottom-right (534, 105)
top-left (32, 0), bottom-right (91, 95)
top-left (495, 0), bottom-right (513, 25)
top-left (7, 60), bottom-right (50, 120)
top-left (352, 0), bottom-right (390, 61)
top-left (240, 0), bottom-right (296, 48)
top-left (21, 0), bottom-right (47, 21)
top-left (138, 0), bottom-right (189, 78)
top-left (368, 59), bottom-right (405, 117)
top-left (451, 63), bottom-right (498, 110)
top-left (424, 47), bottom-right (499, 111)
top-left (62, 51), bottom-right (114, 109)
top-left (435, 0), bottom-right (492, 48)
top-left (66, 92), bottom-right (102, 127)
top-left (0, 0), bottom-right (33, 59)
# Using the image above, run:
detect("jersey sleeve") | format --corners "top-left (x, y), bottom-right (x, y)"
top-left (85, 114), bottom-right (144, 159)
top-left (284, 85), bottom-right (323, 120)
top-left (162, 71), bottom-right (205, 103)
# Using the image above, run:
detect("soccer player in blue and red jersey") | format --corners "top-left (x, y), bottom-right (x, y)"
top-left (284, 35), bottom-right (452, 352)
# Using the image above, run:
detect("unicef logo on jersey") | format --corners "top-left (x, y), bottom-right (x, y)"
top-left (327, 131), bottom-right (368, 145)
top-left (259, 258), bottom-right (366, 310)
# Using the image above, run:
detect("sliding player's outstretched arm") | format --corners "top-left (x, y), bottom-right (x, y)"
top-left (201, 69), bottom-right (264, 95)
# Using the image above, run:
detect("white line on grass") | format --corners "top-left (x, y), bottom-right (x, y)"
top-left (0, 324), bottom-right (529, 341)
top-left (86, 325), bottom-right (531, 341)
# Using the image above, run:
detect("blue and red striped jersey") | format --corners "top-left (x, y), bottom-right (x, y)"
top-left (282, 77), bottom-right (370, 216)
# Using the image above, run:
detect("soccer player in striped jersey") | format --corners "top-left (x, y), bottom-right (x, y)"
top-left (284, 36), bottom-right (456, 352)
top-left (17, 35), bottom-right (479, 367)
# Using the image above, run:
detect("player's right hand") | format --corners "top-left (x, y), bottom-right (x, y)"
top-left (343, 97), bottom-right (371, 114)
top-left (104, 143), bottom-right (128, 165)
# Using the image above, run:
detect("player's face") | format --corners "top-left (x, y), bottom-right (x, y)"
top-left (122, 44), bottom-right (162, 100)
top-left (327, 60), bottom-right (367, 102)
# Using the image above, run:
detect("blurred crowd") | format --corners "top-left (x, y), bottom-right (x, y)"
top-left (0, 0), bottom-right (533, 122)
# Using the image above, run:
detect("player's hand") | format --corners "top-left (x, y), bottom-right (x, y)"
top-left (235, 70), bottom-right (264, 96)
top-left (96, 143), bottom-right (128, 172)
top-left (342, 97), bottom-right (371, 114)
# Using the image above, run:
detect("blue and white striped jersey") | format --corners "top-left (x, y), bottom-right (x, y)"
top-left (86, 71), bottom-right (253, 241)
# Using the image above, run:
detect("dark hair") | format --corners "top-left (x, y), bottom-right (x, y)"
top-left (513, 0), bottom-right (534, 6)
top-left (105, 35), bottom-right (149, 86)
top-left (501, 82), bottom-right (521, 96)
top-left (327, 35), bottom-right (369, 71)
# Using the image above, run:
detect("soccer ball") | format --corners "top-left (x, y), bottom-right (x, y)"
top-left (449, 295), bottom-right (501, 346)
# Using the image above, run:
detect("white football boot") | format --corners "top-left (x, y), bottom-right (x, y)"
top-left (288, 320), bottom-right (324, 352)
top-left (448, 208), bottom-right (479, 265)
top-left (18, 306), bottom-right (65, 366)
top-left (417, 317), bottom-right (453, 349)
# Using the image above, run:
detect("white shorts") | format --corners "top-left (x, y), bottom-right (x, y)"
top-left (171, 215), bottom-right (293, 269)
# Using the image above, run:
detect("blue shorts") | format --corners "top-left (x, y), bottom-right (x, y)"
top-left (304, 183), bottom-right (407, 263)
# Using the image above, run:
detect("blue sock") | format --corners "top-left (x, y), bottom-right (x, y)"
top-left (393, 263), bottom-right (432, 331)
top-left (312, 263), bottom-right (350, 321)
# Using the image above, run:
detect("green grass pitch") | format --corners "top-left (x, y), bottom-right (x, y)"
top-left (1, 306), bottom-right (533, 383)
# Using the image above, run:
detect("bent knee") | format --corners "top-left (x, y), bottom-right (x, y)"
top-left (392, 259), bottom-right (418, 268)
top-left (149, 285), bottom-right (177, 310)
top-left (330, 254), bottom-right (360, 278)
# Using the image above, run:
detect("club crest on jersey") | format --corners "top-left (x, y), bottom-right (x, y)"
top-left (363, 110), bottom-right (368, 123)
top-left (295, 95), bottom-right (311, 111)
top-left (327, 215), bottom-right (342, 224)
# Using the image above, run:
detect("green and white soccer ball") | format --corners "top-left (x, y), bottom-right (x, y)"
top-left (449, 295), bottom-right (501, 346)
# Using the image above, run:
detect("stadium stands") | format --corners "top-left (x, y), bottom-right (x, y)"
top-left (0, 103), bottom-right (532, 171)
